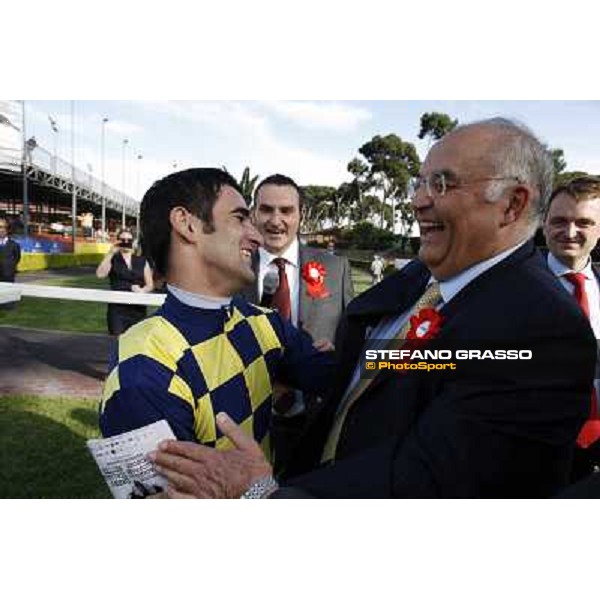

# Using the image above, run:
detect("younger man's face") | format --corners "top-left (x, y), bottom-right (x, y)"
top-left (197, 185), bottom-right (263, 293)
top-left (544, 192), bottom-right (600, 269)
top-left (253, 184), bottom-right (301, 255)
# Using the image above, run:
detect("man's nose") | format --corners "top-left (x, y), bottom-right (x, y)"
top-left (268, 211), bottom-right (284, 226)
top-left (411, 186), bottom-right (433, 212)
top-left (565, 223), bottom-right (578, 239)
top-left (247, 222), bottom-right (263, 248)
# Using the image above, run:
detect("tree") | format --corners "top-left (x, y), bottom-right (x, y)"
top-left (301, 185), bottom-right (338, 231)
top-left (554, 170), bottom-right (593, 187)
top-left (550, 148), bottom-right (567, 182)
top-left (348, 157), bottom-right (369, 182)
top-left (358, 134), bottom-right (420, 232)
top-left (338, 220), bottom-right (397, 250)
top-left (239, 167), bottom-right (260, 204)
top-left (222, 165), bottom-right (259, 204)
top-left (395, 200), bottom-right (416, 239)
top-left (336, 181), bottom-right (360, 223)
top-left (342, 158), bottom-right (370, 223)
top-left (418, 112), bottom-right (458, 142)
top-left (418, 112), bottom-right (458, 144)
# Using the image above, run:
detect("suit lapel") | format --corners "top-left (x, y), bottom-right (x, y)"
top-left (327, 262), bottom-right (430, 409)
top-left (298, 245), bottom-right (312, 330)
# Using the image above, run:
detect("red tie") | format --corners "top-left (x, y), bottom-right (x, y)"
top-left (564, 272), bottom-right (600, 448)
top-left (271, 258), bottom-right (291, 321)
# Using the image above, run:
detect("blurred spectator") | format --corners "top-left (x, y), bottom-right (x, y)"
top-left (370, 254), bottom-right (385, 284)
top-left (81, 212), bottom-right (94, 239)
top-left (0, 217), bottom-right (21, 310)
top-left (0, 217), bottom-right (21, 283)
top-left (96, 227), bottom-right (153, 335)
top-left (50, 222), bottom-right (66, 234)
top-left (94, 227), bottom-right (109, 242)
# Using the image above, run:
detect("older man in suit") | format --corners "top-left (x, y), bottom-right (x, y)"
top-left (151, 118), bottom-right (596, 498)
top-left (543, 176), bottom-right (600, 482)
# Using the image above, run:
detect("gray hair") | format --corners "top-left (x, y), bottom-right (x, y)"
top-left (450, 117), bottom-right (554, 232)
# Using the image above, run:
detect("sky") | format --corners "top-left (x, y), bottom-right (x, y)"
top-left (19, 100), bottom-right (600, 203)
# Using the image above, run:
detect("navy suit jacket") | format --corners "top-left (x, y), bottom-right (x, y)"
top-left (0, 238), bottom-right (21, 282)
top-left (280, 241), bottom-right (597, 498)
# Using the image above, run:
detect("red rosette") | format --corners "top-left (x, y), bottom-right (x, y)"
top-left (301, 261), bottom-right (330, 299)
top-left (406, 308), bottom-right (443, 340)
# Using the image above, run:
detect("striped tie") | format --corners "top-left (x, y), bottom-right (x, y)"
top-left (321, 282), bottom-right (442, 463)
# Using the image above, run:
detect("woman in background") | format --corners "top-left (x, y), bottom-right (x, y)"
top-left (96, 228), bottom-right (153, 335)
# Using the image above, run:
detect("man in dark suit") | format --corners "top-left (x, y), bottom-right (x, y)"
top-left (0, 217), bottom-right (21, 283)
top-left (151, 118), bottom-right (597, 498)
top-left (543, 176), bottom-right (600, 483)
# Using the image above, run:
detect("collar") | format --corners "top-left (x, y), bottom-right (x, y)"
top-left (547, 252), bottom-right (594, 281)
top-left (0, 237), bottom-right (7, 245)
top-left (347, 238), bottom-right (536, 320)
top-left (167, 284), bottom-right (231, 310)
top-left (438, 239), bottom-right (529, 304)
top-left (258, 237), bottom-right (299, 268)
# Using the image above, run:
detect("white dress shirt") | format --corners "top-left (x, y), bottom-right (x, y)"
top-left (547, 253), bottom-right (600, 403)
top-left (257, 238), bottom-right (300, 326)
top-left (547, 253), bottom-right (600, 338)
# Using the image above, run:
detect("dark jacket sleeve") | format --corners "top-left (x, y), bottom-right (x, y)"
top-left (341, 256), bottom-right (354, 309)
top-left (391, 340), bottom-right (593, 498)
top-left (273, 315), bottom-right (336, 398)
top-left (12, 241), bottom-right (21, 266)
top-left (282, 440), bottom-right (396, 498)
top-left (282, 326), bottom-right (596, 498)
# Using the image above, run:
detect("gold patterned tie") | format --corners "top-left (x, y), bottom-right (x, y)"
top-left (321, 282), bottom-right (442, 463)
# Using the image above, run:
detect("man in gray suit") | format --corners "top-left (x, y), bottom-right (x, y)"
top-left (241, 173), bottom-right (354, 346)
top-left (240, 173), bottom-right (354, 470)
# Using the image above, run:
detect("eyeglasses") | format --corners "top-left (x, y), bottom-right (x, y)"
top-left (409, 171), bottom-right (524, 199)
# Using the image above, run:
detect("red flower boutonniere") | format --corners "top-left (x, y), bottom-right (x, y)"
top-left (406, 308), bottom-right (443, 340)
top-left (301, 261), bottom-right (331, 299)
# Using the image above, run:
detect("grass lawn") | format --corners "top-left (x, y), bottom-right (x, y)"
top-left (351, 267), bottom-right (373, 295)
top-left (0, 395), bottom-right (111, 498)
top-left (1, 273), bottom-right (113, 334)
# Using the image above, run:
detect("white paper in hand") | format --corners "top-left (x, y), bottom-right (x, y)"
top-left (87, 420), bottom-right (176, 499)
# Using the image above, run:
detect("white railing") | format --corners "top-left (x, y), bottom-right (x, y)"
top-left (0, 287), bottom-right (21, 305)
top-left (0, 282), bottom-right (165, 306)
